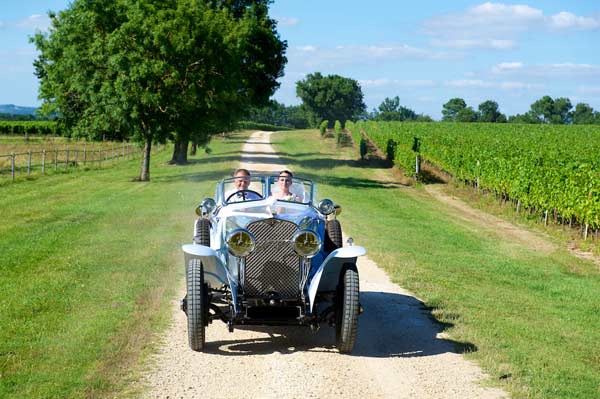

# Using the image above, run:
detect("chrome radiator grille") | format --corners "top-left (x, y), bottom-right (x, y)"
top-left (243, 219), bottom-right (300, 299)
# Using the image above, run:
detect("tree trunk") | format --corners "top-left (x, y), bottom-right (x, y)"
top-left (139, 137), bottom-right (151, 181)
top-left (170, 138), bottom-right (188, 164)
top-left (190, 142), bottom-right (197, 156)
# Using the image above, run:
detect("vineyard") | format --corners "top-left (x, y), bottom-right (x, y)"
top-left (0, 121), bottom-right (58, 135)
top-left (346, 121), bottom-right (600, 232)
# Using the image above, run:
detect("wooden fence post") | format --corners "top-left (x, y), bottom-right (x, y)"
top-left (11, 152), bottom-right (15, 182)
top-left (42, 150), bottom-right (46, 175)
top-left (66, 147), bottom-right (70, 168)
top-left (54, 148), bottom-right (58, 171)
top-left (27, 150), bottom-right (32, 176)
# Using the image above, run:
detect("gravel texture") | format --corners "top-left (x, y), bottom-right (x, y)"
top-left (140, 131), bottom-right (508, 399)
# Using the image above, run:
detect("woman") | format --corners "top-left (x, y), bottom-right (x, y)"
top-left (272, 170), bottom-right (299, 201)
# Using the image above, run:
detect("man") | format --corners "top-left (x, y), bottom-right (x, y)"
top-left (225, 168), bottom-right (262, 202)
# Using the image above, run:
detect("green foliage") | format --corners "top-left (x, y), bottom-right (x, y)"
top-left (296, 72), bottom-right (366, 126)
top-left (348, 120), bottom-right (600, 229)
top-left (371, 96), bottom-right (418, 121)
top-left (442, 98), bottom-right (468, 122)
top-left (359, 138), bottom-right (367, 160)
top-left (33, 0), bottom-right (286, 177)
top-left (0, 121), bottom-right (58, 136)
top-left (478, 100), bottom-right (506, 123)
top-left (236, 121), bottom-right (292, 131)
top-left (244, 101), bottom-right (312, 129)
top-left (319, 120), bottom-right (329, 136)
top-left (530, 96), bottom-right (573, 124)
top-left (572, 103), bottom-right (600, 125)
top-left (334, 120), bottom-right (343, 144)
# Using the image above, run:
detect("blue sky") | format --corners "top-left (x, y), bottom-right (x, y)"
top-left (1, 1), bottom-right (599, 119)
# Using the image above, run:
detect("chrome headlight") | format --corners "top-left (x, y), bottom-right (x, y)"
top-left (292, 229), bottom-right (321, 258)
top-left (196, 197), bottom-right (216, 217)
top-left (226, 229), bottom-right (255, 257)
top-left (317, 199), bottom-right (335, 215)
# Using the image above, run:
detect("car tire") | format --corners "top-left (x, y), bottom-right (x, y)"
top-left (187, 261), bottom-right (208, 351)
top-left (325, 219), bottom-right (343, 252)
top-left (335, 264), bottom-right (359, 353)
top-left (194, 218), bottom-right (210, 246)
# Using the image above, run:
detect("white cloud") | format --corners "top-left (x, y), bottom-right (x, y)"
top-left (577, 86), bottom-right (600, 94)
top-left (431, 38), bottom-right (515, 50)
top-left (15, 14), bottom-right (51, 31)
top-left (359, 79), bottom-right (436, 88)
top-left (548, 12), bottom-right (600, 30)
top-left (492, 62), bottom-right (524, 73)
top-left (444, 79), bottom-right (541, 90)
top-left (276, 16), bottom-right (299, 27)
top-left (297, 45), bottom-right (316, 52)
top-left (288, 43), bottom-right (448, 69)
top-left (424, 2), bottom-right (600, 51)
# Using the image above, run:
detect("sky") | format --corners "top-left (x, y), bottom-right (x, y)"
top-left (1, 1), bottom-right (599, 119)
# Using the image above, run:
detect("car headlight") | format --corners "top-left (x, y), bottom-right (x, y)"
top-left (196, 198), bottom-right (216, 217)
top-left (293, 229), bottom-right (321, 258)
top-left (226, 229), bottom-right (255, 257)
top-left (317, 199), bottom-right (335, 215)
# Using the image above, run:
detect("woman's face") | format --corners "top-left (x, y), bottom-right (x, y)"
top-left (278, 174), bottom-right (292, 192)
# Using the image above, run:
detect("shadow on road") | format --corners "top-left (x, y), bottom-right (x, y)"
top-left (201, 291), bottom-right (475, 358)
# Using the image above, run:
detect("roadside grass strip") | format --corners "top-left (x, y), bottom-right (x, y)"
top-left (0, 133), bottom-right (247, 398)
top-left (272, 129), bottom-right (600, 399)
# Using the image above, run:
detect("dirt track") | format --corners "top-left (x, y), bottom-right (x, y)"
top-left (140, 131), bottom-right (508, 399)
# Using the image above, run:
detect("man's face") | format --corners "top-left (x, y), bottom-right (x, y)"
top-left (233, 173), bottom-right (250, 191)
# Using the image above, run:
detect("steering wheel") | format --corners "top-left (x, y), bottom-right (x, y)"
top-left (226, 189), bottom-right (263, 202)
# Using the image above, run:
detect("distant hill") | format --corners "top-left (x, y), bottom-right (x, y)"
top-left (0, 104), bottom-right (38, 116)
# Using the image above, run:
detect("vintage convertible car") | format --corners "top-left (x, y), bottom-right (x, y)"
top-left (181, 175), bottom-right (366, 353)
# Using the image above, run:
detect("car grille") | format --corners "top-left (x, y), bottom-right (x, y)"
top-left (243, 218), bottom-right (300, 299)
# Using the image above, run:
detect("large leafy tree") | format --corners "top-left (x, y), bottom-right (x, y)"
top-left (572, 103), bottom-right (598, 125)
top-left (530, 95), bottom-right (573, 124)
top-left (33, 0), bottom-right (286, 180)
top-left (295, 72), bottom-right (366, 127)
top-left (478, 100), bottom-right (506, 123)
top-left (441, 98), bottom-right (467, 122)
top-left (372, 96), bottom-right (417, 121)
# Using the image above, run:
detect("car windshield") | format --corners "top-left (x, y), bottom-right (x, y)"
top-left (218, 175), bottom-right (314, 205)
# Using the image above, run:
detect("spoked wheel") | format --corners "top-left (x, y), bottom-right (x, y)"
top-left (325, 219), bottom-right (343, 252)
top-left (335, 264), bottom-right (360, 353)
top-left (187, 261), bottom-right (209, 351)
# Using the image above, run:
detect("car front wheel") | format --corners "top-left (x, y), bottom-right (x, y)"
top-left (335, 264), bottom-right (359, 353)
top-left (187, 262), bottom-right (208, 351)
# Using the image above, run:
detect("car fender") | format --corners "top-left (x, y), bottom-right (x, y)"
top-left (182, 243), bottom-right (240, 312)
top-left (307, 246), bottom-right (366, 312)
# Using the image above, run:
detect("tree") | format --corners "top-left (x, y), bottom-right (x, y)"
top-left (508, 112), bottom-right (542, 124)
top-left (442, 98), bottom-right (467, 122)
top-left (455, 107), bottom-right (478, 122)
top-left (572, 103), bottom-right (597, 125)
top-left (530, 96), bottom-right (572, 124)
top-left (478, 100), bottom-right (506, 123)
top-left (372, 96), bottom-right (417, 121)
top-left (296, 72), bottom-right (366, 127)
top-left (33, 0), bottom-right (286, 180)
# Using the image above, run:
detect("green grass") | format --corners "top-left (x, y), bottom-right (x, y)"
top-left (272, 129), bottom-right (600, 399)
top-left (0, 133), bottom-right (246, 398)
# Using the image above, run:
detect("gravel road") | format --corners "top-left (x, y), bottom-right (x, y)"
top-left (140, 131), bottom-right (508, 399)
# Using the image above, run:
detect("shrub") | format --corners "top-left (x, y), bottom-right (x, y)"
top-left (319, 120), bottom-right (328, 136)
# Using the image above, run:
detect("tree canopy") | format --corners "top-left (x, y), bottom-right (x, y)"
top-left (33, 0), bottom-right (286, 180)
top-left (295, 72), bottom-right (366, 127)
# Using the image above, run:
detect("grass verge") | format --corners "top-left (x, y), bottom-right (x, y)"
top-left (0, 132), bottom-right (246, 398)
top-left (272, 129), bottom-right (600, 399)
